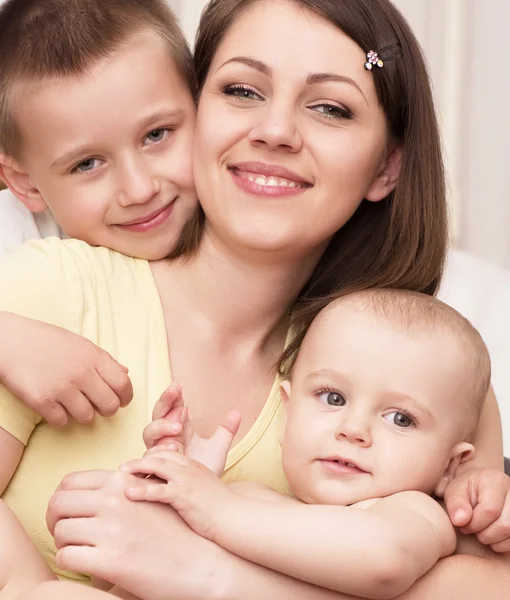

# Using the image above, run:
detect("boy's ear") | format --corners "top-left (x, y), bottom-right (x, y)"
top-left (435, 442), bottom-right (475, 497)
top-left (0, 153), bottom-right (48, 213)
top-left (365, 143), bottom-right (402, 203)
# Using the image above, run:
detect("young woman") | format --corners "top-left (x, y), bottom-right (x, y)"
top-left (2, 1), bottom-right (510, 599)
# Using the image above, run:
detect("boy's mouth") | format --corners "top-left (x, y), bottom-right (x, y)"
top-left (117, 200), bottom-right (175, 233)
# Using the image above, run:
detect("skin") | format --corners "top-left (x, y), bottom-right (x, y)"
top-left (2, 1), bottom-right (510, 599)
top-left (0, 30), bottom-right (198, 261)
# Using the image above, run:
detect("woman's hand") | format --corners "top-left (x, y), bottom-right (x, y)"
top-left (0, 312), bottom-right (132, 425)
top-left (444, 467), bottom-right (510, 552)
top-left (122, 452), bottom-right (234, 541)
top-left (46, 470), bottom-right (229, 600)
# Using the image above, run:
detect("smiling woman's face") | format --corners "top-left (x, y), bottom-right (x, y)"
top-left (192, 0), bottom-right (398, 260)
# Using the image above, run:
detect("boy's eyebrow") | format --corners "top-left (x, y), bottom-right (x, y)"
top-left (51, 146), bottom-right (95, 169)
top-left (217, 56), bottom-right (367, 103)
top-left (138, 109), bottom-right (186, 132)
top-left (51, 109), bottom-right (186, 170)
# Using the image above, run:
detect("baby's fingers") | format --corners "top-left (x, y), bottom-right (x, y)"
top-left (143, 419), bottom-right (183, 450)
top-left (120, 454), bottom-right (186, 481)
top-left (152, 383), bottom-right (184, 421)
top-left (125, 483), bottom-right (175, 504)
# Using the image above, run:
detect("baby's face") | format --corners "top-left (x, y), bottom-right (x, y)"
top-left (281, 302), bottom-right (470, 505)
top-left (12, 31), bottom-right (198, 260)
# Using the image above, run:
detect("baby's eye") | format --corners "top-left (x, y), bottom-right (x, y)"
top-left (72, 158), bottom-right (102, 174)
top-left (318, 391), bottom-right (346, 407)
top-left (384, 412), bottom-right (414, 428)
top-left (144, 129), bottom-right (170, 145)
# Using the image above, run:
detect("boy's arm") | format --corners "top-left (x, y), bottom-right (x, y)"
top-left (0, 497), bottom-right (56, 599)
top-left (123, 454), bottom-right (455, 600)
top-left (0, 312), bottom-right (133, 427)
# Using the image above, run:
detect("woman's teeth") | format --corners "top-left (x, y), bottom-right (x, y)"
top-left (241, 172), bottom-right (304, 188)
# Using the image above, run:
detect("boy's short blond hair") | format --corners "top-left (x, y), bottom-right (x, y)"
top-left (284, 289), bottom-right (491, 440)
top-left (0, 0), bottom-right (196, 159)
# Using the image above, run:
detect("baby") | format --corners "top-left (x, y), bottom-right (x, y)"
top-left (123, 288), bottom-right (491, 600)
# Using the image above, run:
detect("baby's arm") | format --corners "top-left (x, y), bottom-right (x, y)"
top-left (123, 453), bottom-right (456, 600)
top-left (0, 499), bottom-right (55, 599)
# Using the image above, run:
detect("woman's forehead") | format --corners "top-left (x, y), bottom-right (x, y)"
top-left (207, 0), bottom-right (375, 95)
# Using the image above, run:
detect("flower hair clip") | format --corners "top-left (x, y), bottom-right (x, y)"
top-left (364, 43), bottom-right (403, 71)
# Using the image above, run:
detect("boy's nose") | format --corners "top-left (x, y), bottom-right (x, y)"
top-left (117, 159), bottom-right (160, 207)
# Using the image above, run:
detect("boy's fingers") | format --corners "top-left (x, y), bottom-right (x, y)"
top-left (38, 402), bottom-right (69, 427)
top-left (83, 375), bottom-right (122, 418)
top-left (61, 391), bottom-right (96, 424)
top-left (444, 477), bottom-right (474, 528)
top-left (97, 355), bottom-right (133, 408)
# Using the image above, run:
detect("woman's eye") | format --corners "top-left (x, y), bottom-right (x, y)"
top-left (310, 104), bottom-right (353, 120)
top-left (144, 128), bottom-right (170, 145)
top-left (72, 158), bottom-right (102, 174)
top-left (318, 391), bottom-right (346, 407)
top-left (384, 412), bottom-right (414, 428)
top-left (223, 85), bottom-right (263, 102)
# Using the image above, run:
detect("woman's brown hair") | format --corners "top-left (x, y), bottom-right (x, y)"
top-left (175, 0), bottom-right (448, 365)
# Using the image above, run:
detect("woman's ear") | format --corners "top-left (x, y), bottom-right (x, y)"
top-left (365, 144), bottom-right (402, 203)
top-left (435, 442), bottom-right (475, 497)
top-left (0, 153), bottom-right (48, 213)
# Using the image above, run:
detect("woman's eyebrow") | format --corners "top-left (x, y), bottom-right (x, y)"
top-left (307, 72), bottom-right (368, 105)
top-left (217, 56), bottom-right (271, 76)
top-left (217, 56), bottom-right (367, 105)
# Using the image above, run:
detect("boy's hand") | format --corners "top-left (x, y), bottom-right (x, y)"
top-left (143, 382), bottom-right (241, 476)
top-left (444, 467), bottom-right (510, 552)
top-left (0, 313), bottom-right (132, 426)
top-left (121, 452), bottom-right (233, 541)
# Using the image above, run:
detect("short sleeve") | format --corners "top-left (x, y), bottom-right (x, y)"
top-left (0, 238), bottom-right (79, 443)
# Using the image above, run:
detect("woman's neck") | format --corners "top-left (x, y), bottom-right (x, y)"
top-left (152, 229), bottom-right (324, 350)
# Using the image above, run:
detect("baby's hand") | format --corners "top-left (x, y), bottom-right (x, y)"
top-left (143, 383), bottom-right (187, 454)
top-left (143, 383), bottom-right (241, 476)
top-left (121, 452), bottom-right (233, 541)
top-left (0, 312), bottom-right (132, 426)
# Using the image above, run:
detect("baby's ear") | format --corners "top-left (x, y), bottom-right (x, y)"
top-left (279, 380), bottom-right (292, 447)
top-left (280, 380), bottom-right (292, 404)
top-left (435, 442), bottom-right (475, 497)
top-left (0, 153), bottom-right (48, 213)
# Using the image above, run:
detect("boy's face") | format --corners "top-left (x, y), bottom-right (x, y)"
top-left (7, 31), bottom-right (197, 260)
top-left (281, 302), bottom-right (472, 505)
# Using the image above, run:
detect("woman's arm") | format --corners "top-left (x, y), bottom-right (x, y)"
top-left (48, 470), bottom-right (510, 600)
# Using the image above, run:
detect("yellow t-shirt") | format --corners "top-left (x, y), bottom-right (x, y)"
top-left (0, 238), bottom-right (290, 582)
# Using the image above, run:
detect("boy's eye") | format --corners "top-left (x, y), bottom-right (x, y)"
top-left (223, 84), bottom-right (263, 102)
top-left (318, 391), bottom-right (346, 407)
top-left (384, 411), bottom-right (414, 428)
top-left (72, 158), bottom-right (102, 174)
top-left (144, 129), bottom-right (170, 145)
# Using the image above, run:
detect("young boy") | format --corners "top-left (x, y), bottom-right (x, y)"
top-left (123, 289), bottom-right (491, 600)
top-left (0, 0), bottom-right (199, 423)
top-left (0, 0), bottom-right (199, 594)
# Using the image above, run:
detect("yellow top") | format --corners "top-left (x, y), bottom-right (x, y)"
top-left (0, 239), bottom-right (290, 582)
